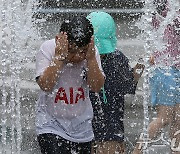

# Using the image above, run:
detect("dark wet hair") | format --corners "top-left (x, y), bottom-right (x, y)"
top-left (60, 16), bottom-right (94, 47)
top-left (153, 0), bottom-right (168, 15)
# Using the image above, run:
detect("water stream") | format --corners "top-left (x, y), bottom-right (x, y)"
top-left (136, 0), bottom-right (179, 153)
top-left (0, 0), bottom-right (39, 153)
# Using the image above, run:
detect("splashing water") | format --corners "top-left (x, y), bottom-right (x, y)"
top-left (0, 0), bottom-right (39, 153)
top-left (136, 0), bottom-right (179, 153)
top-left (0, 0), bottom-right (179, 153)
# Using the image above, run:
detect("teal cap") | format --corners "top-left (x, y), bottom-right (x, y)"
top-left (87, 11), bottom-right (117, 55)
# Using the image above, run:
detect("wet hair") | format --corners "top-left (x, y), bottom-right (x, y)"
top-left (60, 16), bottom-right (94, 47)
top-left (153, 0), bottom-right (168, 15)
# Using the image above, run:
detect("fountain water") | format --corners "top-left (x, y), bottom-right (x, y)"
top-left (0, 0), bottom-right (39, 153)
top-left (136, 0), bottom-right (179, 153)
top-left (0, 0), bottom-right (179, 153)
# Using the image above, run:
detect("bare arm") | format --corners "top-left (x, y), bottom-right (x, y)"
top-left (37, 59), bottom-right (64, 92)
top-left (86, 38), bottom-right (105, 92)
top-left (37, 32), bottom-right (68, 92)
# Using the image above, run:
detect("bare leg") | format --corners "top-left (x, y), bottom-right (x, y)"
top-left (132, 105), bottom-right (174, 154)
top-left (148, 105), bottom-right (174, 139)
top-left (170, 104), bottom-right (180, 154)
top-left (92, 141), bottom-right (125, 154)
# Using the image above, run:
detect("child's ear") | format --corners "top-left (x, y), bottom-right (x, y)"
top-left (90, 36), bottom-right (95, 44)
top-left (55, 35), bottom-right (60, 45)
top-left (55, 35), bottom-right (59, 41)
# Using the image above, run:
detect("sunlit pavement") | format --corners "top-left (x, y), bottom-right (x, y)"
top-left (0, 16), bottom-right (172, 154)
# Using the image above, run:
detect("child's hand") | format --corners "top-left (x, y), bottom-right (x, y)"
top-left (149, 55), bottom-right (155, 65)
top-left (86, 37), bottom-right (96, 60)
top-left (55, 32), bottom-right (69, 61)
top-left (133, 63), bottom-right (145, 82)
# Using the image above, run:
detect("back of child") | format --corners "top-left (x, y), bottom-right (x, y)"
top-left (87, 11), bottom-right (144, 154)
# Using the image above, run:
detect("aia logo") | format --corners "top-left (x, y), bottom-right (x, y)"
top-left (55, 87), bottom-right (85, 104)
